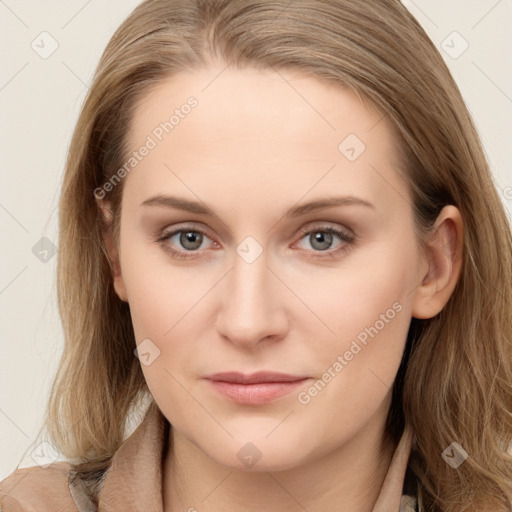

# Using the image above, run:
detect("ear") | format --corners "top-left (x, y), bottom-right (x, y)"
top-left (411, 205), bottom-right (463, 319)
top-left (96, 198), bottom-right (128, 302)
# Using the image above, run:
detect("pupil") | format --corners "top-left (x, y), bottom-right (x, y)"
top-left (181, 231), bottom-right (202, 249)
top-left (312, 231), bottom-right (332, 251)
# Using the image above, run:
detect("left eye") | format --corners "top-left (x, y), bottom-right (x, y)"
top-left (295, 226), bottom-right (354, 254)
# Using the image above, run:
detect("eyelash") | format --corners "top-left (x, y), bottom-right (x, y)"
top-left (156, 224), bottom-right (355, 261)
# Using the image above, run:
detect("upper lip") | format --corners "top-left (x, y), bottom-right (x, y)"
top-left (205, 371), bottom-right (309, 384)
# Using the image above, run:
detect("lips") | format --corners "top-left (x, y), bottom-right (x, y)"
top-left (204, 371), bottom-right (310, 405)
top-left (205, 371), bottom-right (309, 384)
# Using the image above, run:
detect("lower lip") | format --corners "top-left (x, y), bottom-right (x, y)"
top-left (206, 379), bottom-right (309, 405)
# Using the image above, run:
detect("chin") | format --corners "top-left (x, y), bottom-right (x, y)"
top-left (200, 431), bottom-right (318, 473)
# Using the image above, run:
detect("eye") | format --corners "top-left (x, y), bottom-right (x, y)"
top-left (156, 227), bottom-right (217, 260)
top-left (156, 223), bottom-right (355, 260)
top-left (294, 225), bottom-right (355, 258)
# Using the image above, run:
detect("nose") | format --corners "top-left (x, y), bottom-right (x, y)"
top-left (215, 249), bottom-right (289, 349)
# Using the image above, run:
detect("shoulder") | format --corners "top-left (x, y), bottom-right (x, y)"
top-left (0, 461), bottom-right (78, 511)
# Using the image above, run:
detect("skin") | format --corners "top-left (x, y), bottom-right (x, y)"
top-left (98, 62), bottom-right (463, 512)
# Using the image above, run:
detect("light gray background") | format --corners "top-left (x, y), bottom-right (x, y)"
top-left (0, 0), bottom-right (511, 478)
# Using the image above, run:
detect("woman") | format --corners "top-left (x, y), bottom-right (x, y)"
top-left (1, 0), bottom-right (511, 510)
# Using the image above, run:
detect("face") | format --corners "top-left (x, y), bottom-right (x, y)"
top-left (108, 63), bottom-right (428, 471)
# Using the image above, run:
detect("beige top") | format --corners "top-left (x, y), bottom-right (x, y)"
top-left (0, 405), bottom-right (420, 511)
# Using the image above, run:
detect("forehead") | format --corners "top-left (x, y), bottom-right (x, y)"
top-left (123, 64), bottom-right (410, 217)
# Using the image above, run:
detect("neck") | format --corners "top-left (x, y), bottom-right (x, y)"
top-left (162, 406), bottom-right (396, 512)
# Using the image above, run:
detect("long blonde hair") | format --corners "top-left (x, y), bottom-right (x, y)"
top-left (43, 0), bottom-right (512, 509)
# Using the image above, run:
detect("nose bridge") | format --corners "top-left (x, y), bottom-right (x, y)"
top-left (232, 248), bottom-right (270, 307)
top-left (230, 246), bottom-right (274, 320)
top-left (216, 243), bottom-right (286, 346)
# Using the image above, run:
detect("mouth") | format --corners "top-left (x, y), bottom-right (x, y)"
top-left (203, 371), bottom-right (311, 405)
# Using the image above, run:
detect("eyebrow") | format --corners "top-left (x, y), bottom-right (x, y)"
top-left (140, 194), bottom-right (375, 218)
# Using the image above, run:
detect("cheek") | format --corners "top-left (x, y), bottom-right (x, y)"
top-left (287, 237), bottom-right (415, 345)
top-left (290, 241), bottom-right (416, 408)
top-left (118, 224), bottom-right (211, 338)
top-left (119, 247), bottom-right (225, 406)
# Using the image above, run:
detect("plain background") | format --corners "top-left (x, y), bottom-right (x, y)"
top-left (0, 0), bottom-right (511, 479)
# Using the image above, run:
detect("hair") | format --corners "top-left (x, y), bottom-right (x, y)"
top-left (38, 0), bottom-right (512, 510)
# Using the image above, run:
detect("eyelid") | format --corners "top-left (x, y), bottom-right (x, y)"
top-left (156, 221), bottom-right (356, 260)
top-left (156, 220), bottom-right (353, 241)
top-left (294, 221), bottom-right (354, 239)
top-left (156, 222), bottom-right (215, 241)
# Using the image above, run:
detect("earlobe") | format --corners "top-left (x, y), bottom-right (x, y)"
top-left (411, 205), bottom-right (463, 319)
top-left (96, 198), bottom-right (129, 303)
